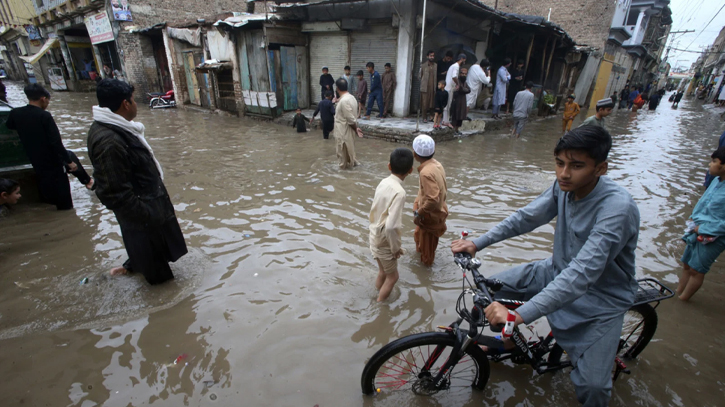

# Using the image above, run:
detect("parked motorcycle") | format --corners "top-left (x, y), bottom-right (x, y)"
top-left (148, 90), bottom-right (176, 109)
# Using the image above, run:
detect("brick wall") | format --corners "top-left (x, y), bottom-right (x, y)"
top-left (478, 0), bottom-right (615, 49)
top-left (115, 0), bottom-right (242, 99)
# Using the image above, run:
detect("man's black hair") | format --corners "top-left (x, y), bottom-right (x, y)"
top-left (24, 83), bottom-right (50, 101)
top-left (356, 70), bottom-right (364, 76)
top-left (480, 59), bottom-right (490, 68)
top-left (503, 57), bottom-right (512, 66)
top-left (96, 79), bottom-right (135, 112)
top-left (344, 65), bottom-right (351, 70)
top-left (554, 126), bottom-right (612, 164)
top-left (712, 147), bottom-right (725, 164)
top-left (427, 49), bottom-right (435, 56)
top-left (418, 152), bottom-right (435, 160)
top-left (384, 63), bottom-right (391, 67)
top-left (324, 90), bottom-right (333, 99)
top-left (516, 60), bottom-right (524, 66)
top-left (525, 81), bottom-right (534, 89)
top-left (445, 50), bottom-right (453, 58)
top-left (0, 178), bottom-right (19, 195)
top-left (335, 77), bottom-right (348, 92)
top-left (390, 148), bottom-right (414, 175)
top-left (366, 62), bottom-right (375, 69)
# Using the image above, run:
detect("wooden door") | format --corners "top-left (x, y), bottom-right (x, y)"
top-left (183, 51), bottom-right (200, 105)
top-left (193, 52), bottom-right (212, 108)
top-left (280, 46), bottom-right (298, 111)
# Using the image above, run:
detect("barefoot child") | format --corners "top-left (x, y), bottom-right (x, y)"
top-left (678, 147), bottom-right (725, 301)
top-left (369, 148), bottom-right (414, 301)
top-left (433, 81), bottom-right (448, 129)
top-left (562, 94), bottom-right (580, 134)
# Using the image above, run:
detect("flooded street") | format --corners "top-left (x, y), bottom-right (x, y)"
top-left (1, 81), bottom-right (723, 406)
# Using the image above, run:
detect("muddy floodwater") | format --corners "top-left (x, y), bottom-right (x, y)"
top-left (0, 81), bottom-right (723, 406)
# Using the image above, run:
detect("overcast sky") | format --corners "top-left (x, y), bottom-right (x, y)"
top-left (668, 0), bottom-right (725, 69)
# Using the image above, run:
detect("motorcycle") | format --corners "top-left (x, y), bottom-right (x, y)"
top-left (147, 90), bottom-right (176, 109)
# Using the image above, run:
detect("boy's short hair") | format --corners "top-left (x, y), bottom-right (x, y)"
top-left (344, 65), bottom-right (351, 70)
top-left (335, 77), bottom-right (348, 92)
top-left (356, 70), bottom-right (364, 76)
top-left (525, 81), bottom-right (534, 89)
top-left (385, 63), bottom-right (391, 68)
top-left (712, 147), bottom-right (725, 164)
top-left (324, 90), bottom-right (333, 99)
top-left (24, 83), bottom-right (50, 100)
top-left (554, 126), bottom-right (612, 164)
top-left (438, 80), bottom-right (445, 86)
top-left (0, 178), bottom-right (19, 195)
top-left (390, 148), bottom-right (414, 175)
top-left (366, 62), bottom-right (375, 69)
top-left (445, 50), bottom-right (453, 58)
top-left (96, 79), bottom-right (134, 112)
top-left (503, 57), bottom-right (512, 65)
top-left (296, 108), bottom-right (301, 112)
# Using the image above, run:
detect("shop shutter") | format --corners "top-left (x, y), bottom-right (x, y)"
top-left (309, 32), bottom-right (349, 104)
top-left (350, 23), bottom-right (398, 111)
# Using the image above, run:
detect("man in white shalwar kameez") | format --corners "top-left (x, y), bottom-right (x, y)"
top-left (466, 60), bottom-right (491, 111)
top-left (492, 58), bottom-right (512, 119)
top-left (333, 78), bottom-right (364, 169)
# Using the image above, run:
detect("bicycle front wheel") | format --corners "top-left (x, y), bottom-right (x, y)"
top-left (361, 332), bottom-right (490, 400)
top-left (619, 304), bottom-right (658, 359)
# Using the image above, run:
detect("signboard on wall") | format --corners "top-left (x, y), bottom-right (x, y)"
top-left (84, 12), bottom-right (114, 44)
top-left (24, 25), bottom-right (41, 40)
top-left (111, 0), bottom-right (133, 22)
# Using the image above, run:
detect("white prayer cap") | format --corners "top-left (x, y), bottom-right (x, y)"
top-left (413, 134), bottom-right (435, 157)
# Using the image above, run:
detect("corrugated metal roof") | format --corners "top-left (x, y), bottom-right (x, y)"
top-left (214, 13), bottom-right (277, 28)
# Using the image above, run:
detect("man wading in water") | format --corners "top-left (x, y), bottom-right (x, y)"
top-left (87, 79), bottom-right (187, 284)
top-left (333, 77), bottom-right (364, 169)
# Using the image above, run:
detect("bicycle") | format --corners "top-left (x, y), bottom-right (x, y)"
top-left (360, 248), bottom-right (674, 399)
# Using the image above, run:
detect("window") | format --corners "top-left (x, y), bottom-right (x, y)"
top-left (35, 0), bottom-right (44, 8)
top-left (626, 8), bottom-right (641, 26)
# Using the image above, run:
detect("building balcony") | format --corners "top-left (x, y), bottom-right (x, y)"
top-left (609, 26), bottom-right (632, 46)
top-left (630, 0), bottom-right (670, 11)
top-left (623, 44), bottom-right (648, 58)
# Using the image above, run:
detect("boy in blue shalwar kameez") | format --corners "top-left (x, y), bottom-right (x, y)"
top-left (452, 126), bottom-right (640, 407)
top-left (678, 147), bottom-right (725, 301)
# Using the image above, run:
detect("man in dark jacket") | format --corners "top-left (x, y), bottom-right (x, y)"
top-left (87, 79), bottom-right (187, 284)
top-left (6, 83), bottom-right (94, 210)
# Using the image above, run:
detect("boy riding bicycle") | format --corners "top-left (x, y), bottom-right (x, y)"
top-left (452, 126), bottom-right (640, 406)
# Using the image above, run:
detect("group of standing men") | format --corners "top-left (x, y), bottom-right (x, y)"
top-left (318, 62), bottom-right (396, 120)
top-left (418, 51), bottom-right (530, 128)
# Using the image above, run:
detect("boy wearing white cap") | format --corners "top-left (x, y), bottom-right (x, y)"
top-left (578, 98), bottom-right (614, 129)
top-left (369, 148), bottom-right (414, 302)
top-left (412, 134), bottom-right (448, 266)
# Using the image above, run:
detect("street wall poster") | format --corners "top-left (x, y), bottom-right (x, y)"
top-left (24, 25), bottom-right (41, 40)
top-left (84, 12), bottom-right (114, 44)
top-left (111, 0), bottom-right (133, 22)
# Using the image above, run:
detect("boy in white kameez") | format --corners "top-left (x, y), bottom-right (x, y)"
top-left (369, 148), bottom-right (414, 302)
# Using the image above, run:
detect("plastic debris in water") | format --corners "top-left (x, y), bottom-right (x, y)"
top-left (80, 277), bottom-right (89, 285)
top-left (244, 234), bottom-right (251, 237)
top-left (459, 140), bottom-right (462, 143)
top-left (253, 273), bottom-right (258, 277)
top-left (174, 354), bottom-right (188, 365)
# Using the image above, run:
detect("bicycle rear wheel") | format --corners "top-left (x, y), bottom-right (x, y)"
top-left (619, 304), bottom-right (658, 359)
top-left (361, 332), bottom-right (490, 400)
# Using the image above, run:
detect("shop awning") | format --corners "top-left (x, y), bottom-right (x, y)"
top-left (19, 37), bottom-right (58, 65)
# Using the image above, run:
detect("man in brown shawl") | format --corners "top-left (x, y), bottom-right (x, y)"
top-left (333, 77), bottom-right (364, 169)
top-left (412, 134), bottom-right (448, 266)
top-left (420, 50), bottom-right (437, 123)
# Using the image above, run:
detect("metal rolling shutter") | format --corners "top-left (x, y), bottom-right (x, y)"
top-left (350, 23), bottom-right (398, 111)
top-left (309, 32), bottom-right (349, 104)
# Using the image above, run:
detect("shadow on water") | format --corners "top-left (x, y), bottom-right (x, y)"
top-left (0, 82), bottom-right (724, 406)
